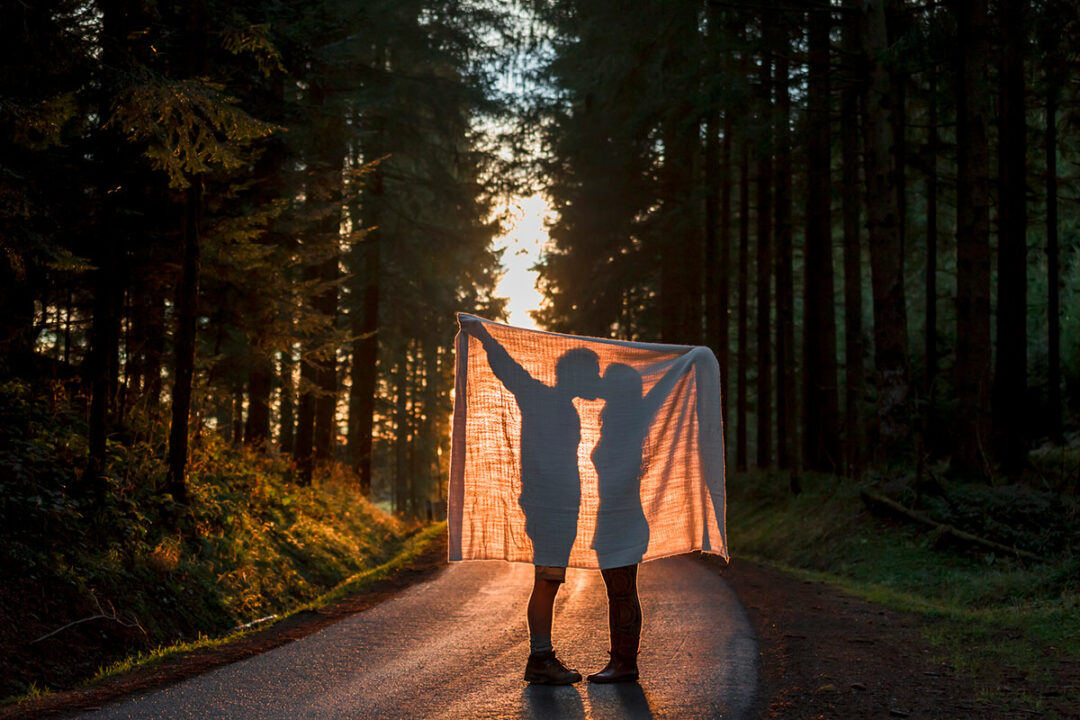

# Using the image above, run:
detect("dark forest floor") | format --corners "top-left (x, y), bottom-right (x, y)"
top-left (721, 557), bottom-right (1079, 719)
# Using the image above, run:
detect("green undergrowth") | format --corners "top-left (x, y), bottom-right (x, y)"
top-left (727, 469), bottom-right (1080, 714)
top-left (88, 522), bottom-right (445, 687)
top-left (0, 379), bottom-right (435, 704)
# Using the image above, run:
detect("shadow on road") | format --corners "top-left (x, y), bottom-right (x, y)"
top-left (519, 681), bottom-right (656, 719)
top-left (520, 684), bottom-right (585, 718)
top-left (587, 681), bottom-right (655, 719)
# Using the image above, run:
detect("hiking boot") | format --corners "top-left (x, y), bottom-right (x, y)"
top-left (524, 650), bottom-right (582, 684)
top-left (587, 651), bottom-right (639, 683)
top-left (590, 565), bottom-right (643, 683)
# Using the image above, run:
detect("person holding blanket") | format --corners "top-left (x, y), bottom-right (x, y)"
top-left (454, 315), bottom-right (727, 686)
top-left (466, 319), bottom-right (600, 685)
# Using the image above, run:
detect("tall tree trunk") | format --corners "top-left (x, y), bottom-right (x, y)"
top-left (313, 253), bottom-right (339, 462)
top-left (859, 0), bottom-right (909, 451)
top-left (755, 38), bottom-right (773, 470)
top-left (86, 238), bottom-right (121, 493)
top-left (165, 180), bottom-right (200, 506)
top-left (705, 97), bottom-right (721, 361)
top-left (231, 386), bottom-right (244, 445)
top-left (311, 83), bottom-right (344, 462)
top-left (925, 62), bottom-right (939, 406)
top-left (952, 0), bottom-right (992, 475)
top-left (1046, 70), bottom-right (1062, 444)
top-left (660, 3), bottom-right (703, 345)
top-left (804, 0), bottom-right (840, 473)
top-left (245, 352), bottom-right (273, 445)
top-left (841, 0), bottom-right (865, 477)
top-left (279, 346), bottom-right (296, 454)
top-left (86, 0), bottom-right (134, 496)
top-left (294, 336), bottom-right (317, 485)
top-left (393, 356), bottom-right (408, 514)
top-left (737, 139), bottom-right (750, 472)
top-left (347, 54), bottom-right (385, 498)
top-left (245, 82), bottom-right (285, 449)
top-left (164, 0), bottom-right (207, 508)
top-left (143, 286), bottom-right (165, 405)
top-left (993, 0), bottom-right (1027, 477)
top-left (719, 110), bottom-right (733, 452)
top-left (773, 17), bottom-right (796, 473)
top-left (704, 2), bottom-right (721, 364)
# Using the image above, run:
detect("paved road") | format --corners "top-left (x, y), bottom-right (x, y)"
top-left (78, 556), bottom-right (757, 719)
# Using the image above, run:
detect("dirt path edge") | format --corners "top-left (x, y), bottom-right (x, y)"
top-left (711, 556), bottom-right (993, 720)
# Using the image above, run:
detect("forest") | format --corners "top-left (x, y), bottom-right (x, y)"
top-left (2, 0), bottom-right (1080, 706)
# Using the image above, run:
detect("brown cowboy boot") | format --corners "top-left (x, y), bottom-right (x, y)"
top-left (588, 565), bottom-right (641, 683)
top-left (524, 650), bottom-right (583, 684)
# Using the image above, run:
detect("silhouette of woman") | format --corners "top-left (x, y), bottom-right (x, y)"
top-left (587, 360), bottom-right (682, 683)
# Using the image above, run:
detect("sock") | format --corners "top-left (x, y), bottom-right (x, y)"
top-left (530, 634), bottom-right (553, 655)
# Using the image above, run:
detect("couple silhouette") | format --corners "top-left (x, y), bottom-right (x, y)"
top-left (466, 320), bottom-right (680, 569)
top-left (462, 316), bottom-right (692, 685)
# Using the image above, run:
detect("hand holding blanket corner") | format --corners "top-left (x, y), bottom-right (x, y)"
top-left (448, 313), bottom-right (727, 570)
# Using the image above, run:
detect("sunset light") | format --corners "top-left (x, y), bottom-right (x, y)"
top-left (493, 194), bottom-right (550, 330)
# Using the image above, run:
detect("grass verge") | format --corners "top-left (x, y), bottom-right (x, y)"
top-left (0, 380), bottom-right (442, 703)
top-left (86, 522), bottom-right (445, 687)
top-left (727, 470), bottom-right (1079, 714)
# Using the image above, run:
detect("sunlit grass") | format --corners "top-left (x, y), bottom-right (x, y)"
top-left (86, 522), bottom-right (445, 688)
top-left (0, 383), bottom-right (442, 704)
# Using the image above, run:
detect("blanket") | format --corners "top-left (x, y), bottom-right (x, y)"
top-left (448, 313), bottom-right (727, 569)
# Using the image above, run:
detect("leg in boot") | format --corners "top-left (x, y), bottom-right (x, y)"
top-left (588, 564), bottom-right (641, 683)
top-left (525, 566), bottom-right (581, 684)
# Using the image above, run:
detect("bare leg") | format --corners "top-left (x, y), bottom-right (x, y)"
top-left (524, 575), bottom-right (581, 684)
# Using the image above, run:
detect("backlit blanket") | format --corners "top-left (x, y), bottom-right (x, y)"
top-left (448, 313), bottom-right (727, 569)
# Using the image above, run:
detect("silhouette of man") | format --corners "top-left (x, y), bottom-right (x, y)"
top-left (464, 318), bottom-right (600, 685)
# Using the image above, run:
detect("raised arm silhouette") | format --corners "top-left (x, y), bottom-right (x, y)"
top-left (591, 361), bottom-right (683, 566)
top-left (464, 318), bottom-right (602, 685)
top-left (465, 319), bottom-right (600, 566)
top-left (585, 359), bottom-right (685, 684)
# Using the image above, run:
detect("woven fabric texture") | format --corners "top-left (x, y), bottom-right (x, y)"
top-left (449, 313), bottom-right (727, 570)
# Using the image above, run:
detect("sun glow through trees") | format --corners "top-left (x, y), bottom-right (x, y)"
top-left (493, 195), bottom-right (550, 330)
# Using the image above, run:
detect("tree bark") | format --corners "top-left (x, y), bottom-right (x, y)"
top-left (164, 0), bottom-right (208, 508)
top-left (925, 62), bottom-right (938, 406)
top-left (313, 252), bottom-right (339, 462)
top-left (773, 16), bottom-right (796, 472)
top-left (294, 335), bottom-right (317, 485)
top-left (804, 0), bottom-right (840, 473)
top-left (993, 0), bottom-right (1027, 477)
top-left (859, 0), bottom-right (909, 451)
top-left (1046, 69), bottom-right (1062, 444)
top-left (737, 138), bottom-right (750, 473)
top-left (244, 352), bottom-right (273, 445)
top-left (952, 0), bottom-right (992, 475)
top-left (704, 2), bottom-right (721, 366)
top-left (755, 36), bottom-right (773, 470)
top-left (841, 0), bottom-right (865, 477)
top-left (719, 110), bottom-right (733, 453)
top-left (347, 51), bottom-right (385, 497)
top-left (165, 180), bottom-right (200, 506)
top-left (279, 346), bottom-right (296, 454)
top-left (393, 356), bottom-right (408, 514)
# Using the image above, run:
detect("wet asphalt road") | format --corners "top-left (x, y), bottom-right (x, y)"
top-left (77, 555), bottom-right (757, 719)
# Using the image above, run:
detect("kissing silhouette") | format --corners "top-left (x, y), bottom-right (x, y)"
top-left (591, 361), bottom-right (682, 567)
top-left (468, 320), bottom-right (600, 567)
